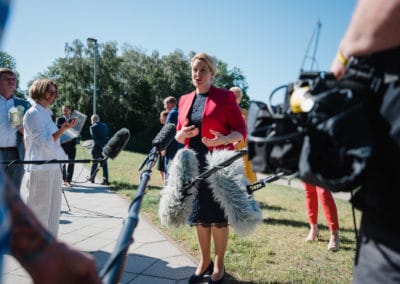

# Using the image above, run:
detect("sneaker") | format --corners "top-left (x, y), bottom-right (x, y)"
top-left (101, 181), bottom-right (110, 186)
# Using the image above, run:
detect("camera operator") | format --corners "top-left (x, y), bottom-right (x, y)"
top-left (331, 0), bottom-right (400, 283)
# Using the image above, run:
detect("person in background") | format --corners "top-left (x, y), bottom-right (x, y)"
top-left (157, 110), bottom-right (168, 183)
top-left (22, 78), bottom-right (76, 236)
top-left (56, 105), bottom-right (77, 187)
top-left (0, 3), bottom-right (99, 283)
top-left (330, 0), bottom-right (400, 282)
top-left (175, 52), bottom-right (246, 284)
top-left (163, 96), bottom-right (183, 177)
top-left (89, 114), bottom-right (110, 186)
top-left (303, 182), bottom-right (340, 251)
top-left (230, 86), bottom-right (258, 184)
top-left (0, 68), bottom-right (31, 193)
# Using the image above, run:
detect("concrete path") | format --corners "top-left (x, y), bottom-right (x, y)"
top-left (3, 163), bottom-right (198, 284)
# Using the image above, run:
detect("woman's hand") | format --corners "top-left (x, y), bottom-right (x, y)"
top-left (175, 119), bottom-right (199, 143)
top-left (62, 118), bottom-right (77, 130)
top-left (53, 118), bottom-right (77, 142)
top-left (202, 129), bottom-right (228, 147)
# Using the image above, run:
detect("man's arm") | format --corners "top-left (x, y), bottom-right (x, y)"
top-left (5, 176), bottom-right (101, 284)
top-left (332, 0), bottom-right (400, 78)
top-left (339, 0), bottom-right (400, 57)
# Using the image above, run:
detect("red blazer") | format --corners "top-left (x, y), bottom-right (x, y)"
top-left (177, 85), bottom-right (247, 151)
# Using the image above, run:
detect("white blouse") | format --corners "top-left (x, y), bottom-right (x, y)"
top-left (23, 103), bottom-right (67, 171)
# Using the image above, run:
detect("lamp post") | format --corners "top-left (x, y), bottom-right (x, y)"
top-left (87, 37), bottom-right (98, 114)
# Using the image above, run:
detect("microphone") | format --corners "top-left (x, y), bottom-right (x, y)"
top-left (138, 123), bottom-right (176, 172)
top-left (102, 128), bottom-right (131, 160)
top-left (152, 123), bottom-right (177, 152)
top-left (205, 149), bottom-right (263, 236)
top-left (158, 148), bottom-right (199, 228)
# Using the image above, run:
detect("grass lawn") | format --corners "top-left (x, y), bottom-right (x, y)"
top-left (78, 145), bottom-right (360, 283)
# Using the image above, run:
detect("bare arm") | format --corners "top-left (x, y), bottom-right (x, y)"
top-left (175, 119), bottom-right (199, 144)
top-left (340, 0), bottom-right (400, 56)
top-left (6, 177), bottom-right (101, 284)
top-left (331, 0), bottom-right (400, 78)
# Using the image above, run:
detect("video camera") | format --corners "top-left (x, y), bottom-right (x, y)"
top-left (247, 69), bottom-right (377, 192)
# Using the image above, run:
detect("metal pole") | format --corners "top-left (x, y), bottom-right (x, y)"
top-left (87, 37), bottom-right (98, 114)
top-left (93, 40), bottom-right (97, 114)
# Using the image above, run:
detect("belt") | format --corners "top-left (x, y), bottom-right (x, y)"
top-left (0, 147), bottom-right (17, 151)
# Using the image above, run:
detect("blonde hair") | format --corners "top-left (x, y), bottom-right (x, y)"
top-left (230, 86), bottom-right (243, 102)
top-left (29, 78), bottom-right (57, 101)
top-left (191, 52), bottom-right (217, 76)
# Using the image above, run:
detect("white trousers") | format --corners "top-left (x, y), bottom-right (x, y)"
top-left (22, 168), bottom-right (62, 236)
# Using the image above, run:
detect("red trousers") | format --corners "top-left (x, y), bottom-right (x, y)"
top-left (303, 183), bottom-right (339, 232)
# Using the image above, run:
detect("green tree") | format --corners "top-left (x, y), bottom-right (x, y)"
top-left (160, 49), bottom-right (192, 101)
top-left (36, 41), bottom-right (249, 152)
top-left (119, 46), bottom-right (159, 151)
top-left (214, 61), bottom-right (250, 109)
top-left (0, 50), bottom-right (16, 69)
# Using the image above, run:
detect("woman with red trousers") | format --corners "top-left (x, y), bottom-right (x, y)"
top-left (303, 182), bottom-right (340, 251)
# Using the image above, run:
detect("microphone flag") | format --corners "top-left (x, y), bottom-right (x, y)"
top-left (206, 149), bottom-right (263, 236)
top-left (158, 148), bottom-right (199, 228)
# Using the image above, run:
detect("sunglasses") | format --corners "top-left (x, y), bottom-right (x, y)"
top-left (47, 90), bottom-right (58, 97)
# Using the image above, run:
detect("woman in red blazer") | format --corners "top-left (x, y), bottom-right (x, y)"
top-left (175, 52), bottom-right (246, 284)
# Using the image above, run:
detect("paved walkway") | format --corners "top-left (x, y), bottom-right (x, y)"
top-left (3, 163), bottom-right (198, 284)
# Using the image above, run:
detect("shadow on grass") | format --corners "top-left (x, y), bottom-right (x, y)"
top-left (264, 217), bottom-right (309, 228)
top-left (258, 201), bottom-right (285, 211)
top-left (264, 217), bottom-right (357, 235)
top-left (227, 275), bottom-right (287, 284)
top-left (263, 217), bottom-right (357, 249)
top-left (109, 181), bottom-right (162, 192)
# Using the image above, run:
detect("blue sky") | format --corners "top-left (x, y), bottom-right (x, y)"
top-left (2, 0), bottom-right (356, 102)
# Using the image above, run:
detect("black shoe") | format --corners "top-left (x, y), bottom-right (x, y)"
top-left (189, 261), bottom-right (213, 284)
top-left (208, 267), bottom-right (225, 284)
top-left (101, 181), bottom-right (110, 186)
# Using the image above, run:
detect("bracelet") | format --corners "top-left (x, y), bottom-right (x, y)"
top-left (337, 50), bottom-right (348, 66)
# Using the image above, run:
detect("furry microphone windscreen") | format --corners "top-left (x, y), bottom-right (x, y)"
top-left (206, 149), bottom-right (263, 236)
top-left (102, 128), bottom-right (130, 160)
top-left (152, 123), bottom-right (177, 151)
top-left (158, 148), bottom-right (199, 228)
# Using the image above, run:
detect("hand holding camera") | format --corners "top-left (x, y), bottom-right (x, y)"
top-left (63, 117), bottom-right (77, 129)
